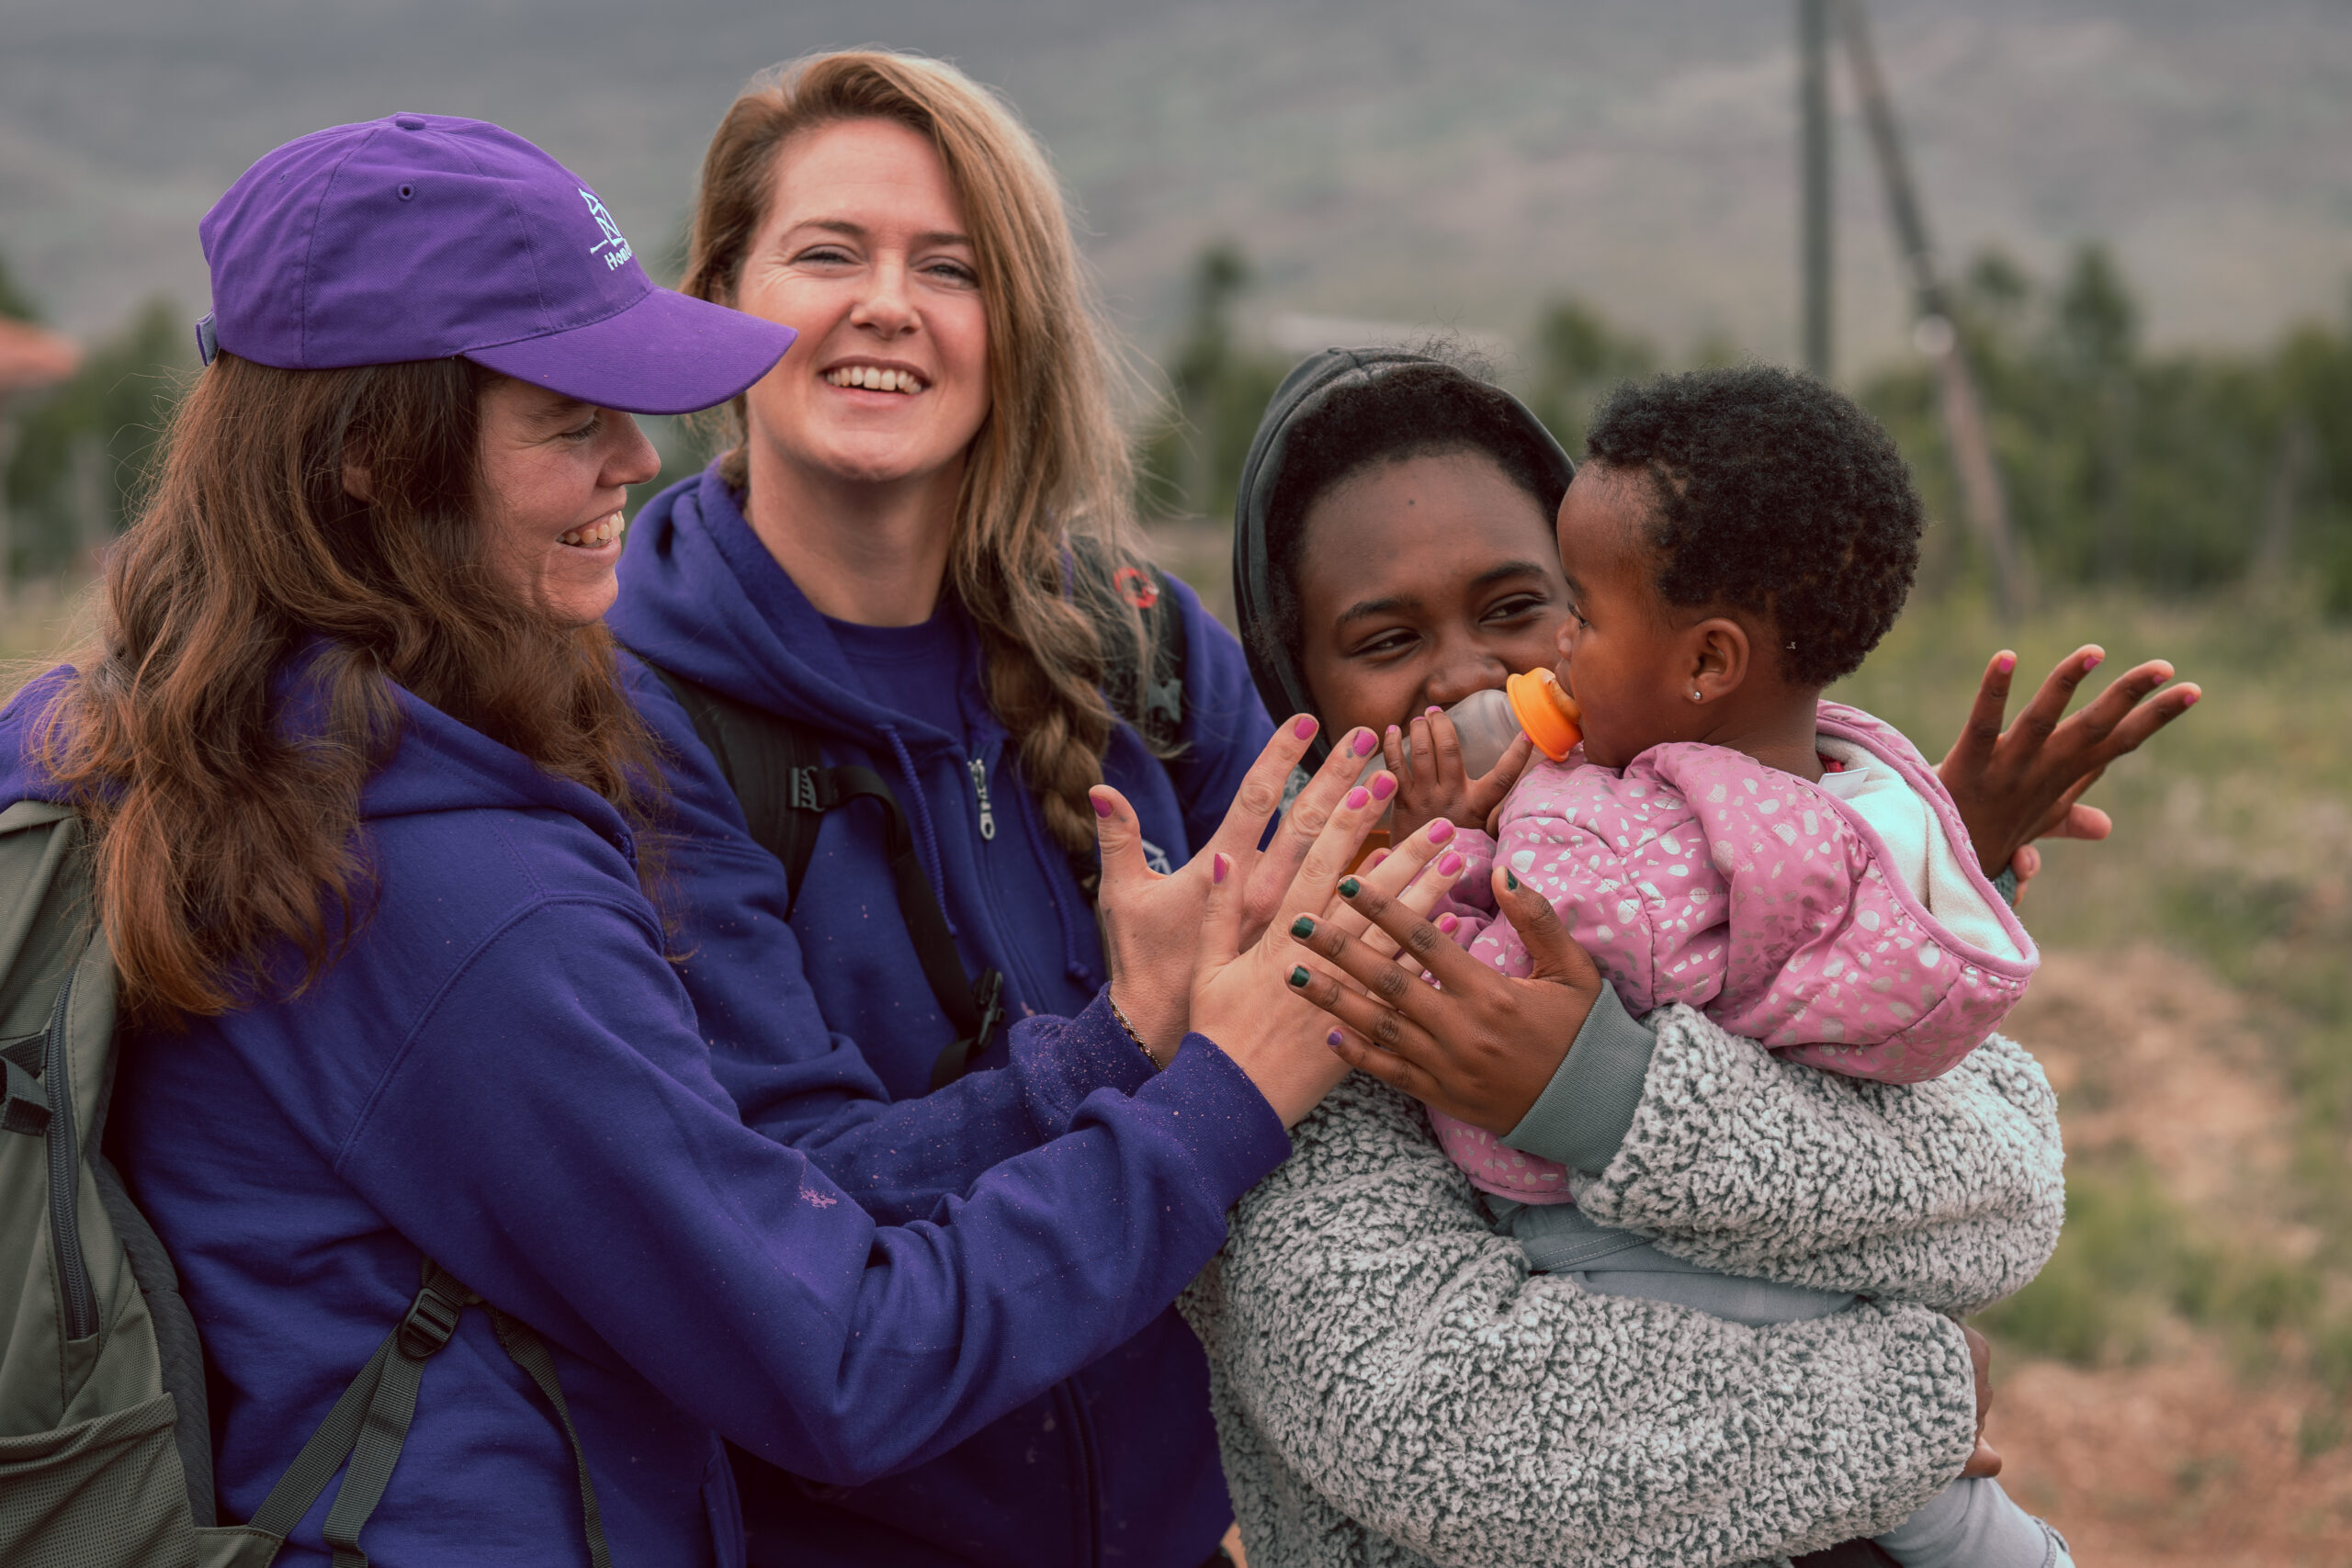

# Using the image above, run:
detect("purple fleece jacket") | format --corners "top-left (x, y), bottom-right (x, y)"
top-left (0, 662), bottom-right (1288, 1568)
top-left (604, 466), bottom-right (1280, 1567)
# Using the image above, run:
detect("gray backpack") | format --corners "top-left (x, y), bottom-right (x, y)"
top-left (0, 802), bottom-right (612, 1567)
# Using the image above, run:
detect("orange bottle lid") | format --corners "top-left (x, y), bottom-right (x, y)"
top-left (1506, 669), bottom-right (1583, 761)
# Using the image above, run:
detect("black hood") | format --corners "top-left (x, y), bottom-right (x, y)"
top-left (1229, 346), bottom-right (1577, 767)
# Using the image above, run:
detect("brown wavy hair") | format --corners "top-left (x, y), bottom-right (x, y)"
top-left (683, 50), bottom-right (1158, 862)
top-left (44, 352), bottom-right (663, 1021)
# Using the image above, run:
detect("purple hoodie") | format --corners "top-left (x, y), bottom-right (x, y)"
top-left (0, 660), bottom-right (1289, 1568)
top-left (605, 467), bottom-right (1279, 1567)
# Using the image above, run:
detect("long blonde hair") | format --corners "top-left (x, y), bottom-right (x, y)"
top-left (683, 50), bottom-right (1156, 862)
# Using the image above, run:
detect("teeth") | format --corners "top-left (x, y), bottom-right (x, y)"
top-left (825, 366), bottom-right (922, 393)
top-left (558, 512), bottom-right (624, 548)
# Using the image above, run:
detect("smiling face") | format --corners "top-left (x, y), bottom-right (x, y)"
top-left (730, 117), bottom-right (991, 494)
top-left (474, 378), bottom-right (661, 626)
top-left (1293, 449), bottom-right (1569, 741)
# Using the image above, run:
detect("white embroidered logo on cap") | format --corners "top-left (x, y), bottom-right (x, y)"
top-left (578, 188), bottom-right (635, 271)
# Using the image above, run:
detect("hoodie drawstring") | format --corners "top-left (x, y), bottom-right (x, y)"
top-left (880, 724), bottom-right (957, 939)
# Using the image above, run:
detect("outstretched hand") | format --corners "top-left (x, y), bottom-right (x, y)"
top-left (1290, 863), bottom-right (1606, 1134)
top-left (1939, 644), bottom-right (2200, 890)
top-left (1188, 798), bottom-right (1470, 1126)
top-left (1092, 715), bottom-right (1384, 1059)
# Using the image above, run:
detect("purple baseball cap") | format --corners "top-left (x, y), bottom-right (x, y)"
top-left (196, 113), bottom-right (794, 415)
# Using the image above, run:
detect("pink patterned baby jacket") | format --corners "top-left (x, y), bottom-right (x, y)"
top-left (1432, 699), bottom-right (2040, 1204)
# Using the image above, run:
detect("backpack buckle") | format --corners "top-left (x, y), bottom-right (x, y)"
top-left (786, 766), bottom-right (821, 813)
top-left (397, 1281), bottom-right (466, 1359)
top-left (0, 1055), bottom-right (48, 1136)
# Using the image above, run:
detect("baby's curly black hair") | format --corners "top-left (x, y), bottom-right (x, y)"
top-left (1262, 362), bottom-right (1568, 673)
top-left (1584, 365), bottom-right (1922, 687)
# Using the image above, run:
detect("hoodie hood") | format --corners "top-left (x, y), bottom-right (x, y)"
top-left (607, 464), bottom-right (966, 755)
top-left (1230, 347), bottom-right (1576, 767)
top-left (0, 663), bottom-right (639, 866)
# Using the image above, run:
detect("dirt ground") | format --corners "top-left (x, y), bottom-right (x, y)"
top-left (1989, 947), bottom-right (2352, 1566)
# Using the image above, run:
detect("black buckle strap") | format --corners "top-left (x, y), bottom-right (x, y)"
top-left (246, 1259), bottom-right (610, 1568)
top-left (395, 1277), bottom-right (467, 1359)
top-left (1, 1053), bottom-right (48, 1136)
top-left (930, 967), bottom-right (1007, 1091)
top-left (788, 765), bottom-right (821, 813)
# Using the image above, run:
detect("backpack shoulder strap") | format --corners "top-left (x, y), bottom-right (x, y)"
top-left (1086, 558), bottom-right (1190, 756)
top-left (639, 660), bottom-right (826, 913)
top-left (628, 655), bottom-right (1002, 1087)
top-left (244, 1259), bottom-right (613, 1568)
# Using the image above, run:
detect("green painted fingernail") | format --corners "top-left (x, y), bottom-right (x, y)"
top-left (1288, 965), bottom-right (1310, 987)
top-left (1289, 915), bottom-right (1316, 939)
top-left (1504, 869), bottom-right (1520, 891)
top-left (1338, 877), bottom-right (1361, 898)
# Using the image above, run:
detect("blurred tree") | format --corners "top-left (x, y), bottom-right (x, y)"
top-left (0, 253), bottom-right (39, 324)
top-left (6, 297), bottom-right (190, 576)
top-left (1525, 298), bottom-right (1655, 457)
top-left (1856, 242), bottom-right (2352, 614)
top-left (2052, 243), bottom-right (2141, 375)
top-left (1136, 242), bottom-right (1286, 524)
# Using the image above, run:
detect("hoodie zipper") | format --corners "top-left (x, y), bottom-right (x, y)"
top-left (967, 756), bottom-right (997, 840)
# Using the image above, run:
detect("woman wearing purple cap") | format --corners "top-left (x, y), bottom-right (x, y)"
top-left (0, 110), bottom-right (1442, 1567)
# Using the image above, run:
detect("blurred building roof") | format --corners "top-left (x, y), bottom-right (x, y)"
top-left (0, 317), bottom-right (81, 396)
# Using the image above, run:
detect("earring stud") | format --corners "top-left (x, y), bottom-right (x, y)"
top-left (1691, 690), bottom-right (1703, 702)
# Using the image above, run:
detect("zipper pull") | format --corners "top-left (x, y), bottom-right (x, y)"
top-left (967, 756), bottom-right (997, 840)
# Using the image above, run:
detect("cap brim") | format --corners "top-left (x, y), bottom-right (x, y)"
top-left (466, 288), bottom-right (796, 416)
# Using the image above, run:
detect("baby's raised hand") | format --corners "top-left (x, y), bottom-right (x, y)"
top-left (1384, 706), bottom-right (1534, 844)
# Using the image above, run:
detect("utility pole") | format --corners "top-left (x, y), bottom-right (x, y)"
top-left (1837, 0), bottom-right (2029, 620)
top-left (1799, 0), bottom-right (1834, 381)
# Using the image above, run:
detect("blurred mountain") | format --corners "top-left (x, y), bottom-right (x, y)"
top-left (3, 0), bottom-right (2346, 369)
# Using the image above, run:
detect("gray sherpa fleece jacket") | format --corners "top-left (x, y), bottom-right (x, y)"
top-left (1180, 997), bottom-right (2065, 1568)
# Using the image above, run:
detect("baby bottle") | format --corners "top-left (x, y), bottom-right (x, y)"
top-left (1442, 669), bottom-right (1585, 777)
top-left (1351, 670), bottom-right (1583, 869)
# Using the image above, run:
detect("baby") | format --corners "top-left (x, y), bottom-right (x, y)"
top-left (1430, 367), bottom-right (2064, 1568)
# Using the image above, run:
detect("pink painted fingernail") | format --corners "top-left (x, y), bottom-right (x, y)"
top-left (1352, 728), bottom-right (1378, 757)
top-left (1367, 848), bottom-right (1390, 868)
top-left (1995, 652), bottom-right (2016, 674)
top-left (1386, 724), bottom-right (1401, 738)
top-left (1436, 912), bottom-right (1459, 934)
top-left (1327, 1029), bottom-right (1346, 1050)
top-left (1344, 787), bottom-right (1370, 810)
top-left (1426, 705), bottom-right (1442, 717)
top-left (1436, 851), bottom-right (1464, 878)
top-left (1292, 714), bottom-right (1319, 739)
top-left (1091, 792), bottom-right (1114, 818)
top-left (1211, 852), bottom-right (1231, 884)
top-left (1369, 773), bottom-right (1396, 801)
top-left (2084, 650), bottom-right (2104, 671)
top-left (2181, 689), bottom-right (2199, 707)
top-left (1428, 818), bottom-right (1456, 845)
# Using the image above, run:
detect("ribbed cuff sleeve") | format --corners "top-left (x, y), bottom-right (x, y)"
top-left (1500, 984), bottom-right (1656, 1174)
top-left (1131, 1034), bottom-right (1294, 1212)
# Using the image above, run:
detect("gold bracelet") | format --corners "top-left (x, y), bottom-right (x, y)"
top-left (1105, 991), bottom-right (1168, 1070)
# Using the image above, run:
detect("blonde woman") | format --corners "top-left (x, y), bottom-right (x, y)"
top-left (607, 51), bottom-right (1319, 1568)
